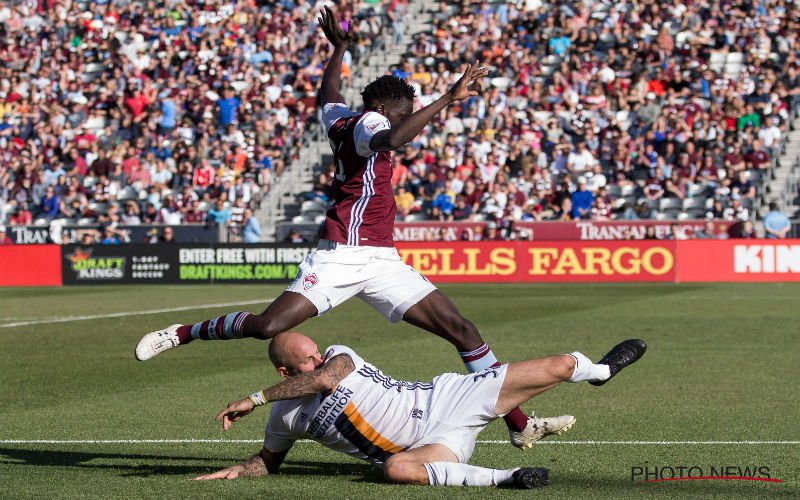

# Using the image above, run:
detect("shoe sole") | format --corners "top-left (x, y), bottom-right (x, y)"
top-left (589, 339), bottom-right (647, 386)
top-left (517, 416), bottom-right (577, 450)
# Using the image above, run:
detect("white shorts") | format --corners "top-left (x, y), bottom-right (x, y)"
top-left (411, 365), bottom-right (508, 463)
top-left (286, 240), bottom-right (437, 322)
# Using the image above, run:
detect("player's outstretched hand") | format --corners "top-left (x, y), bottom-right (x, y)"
top-left (193, 465), bottom-right (244, 481)
top-left (448, 61), bottom-right (490, 102)
top-left (215, 398), bottom-right (256, 431)
top-left (318, 5), bottom-right (355, 48)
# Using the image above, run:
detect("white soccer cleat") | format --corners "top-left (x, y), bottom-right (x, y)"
top-left (135, 324), bottom-right (183, 361)
top-left (509, 413), bottom-right (576, 449)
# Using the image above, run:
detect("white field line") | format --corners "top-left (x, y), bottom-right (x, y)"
top-left (0, 439), bottom-right (798, 445)
top-left (0, 299), bottom-right (274, 329)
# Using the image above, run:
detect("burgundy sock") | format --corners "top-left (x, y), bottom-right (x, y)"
top-left (175, 312), bottom-right (253, 344)
top-left (504, 408), bottom-right (529, 432)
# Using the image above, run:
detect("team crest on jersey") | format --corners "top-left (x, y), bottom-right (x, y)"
top-left (366, 121), bottom-right (384, 132)
top-left (303, 273), bottom-right (319, 290)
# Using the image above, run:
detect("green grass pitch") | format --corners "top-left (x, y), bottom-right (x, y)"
top-left (0, 283), bottom-right (798, 499)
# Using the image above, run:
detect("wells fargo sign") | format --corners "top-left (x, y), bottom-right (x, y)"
top-left (396, 242), bottom-right (677, 283)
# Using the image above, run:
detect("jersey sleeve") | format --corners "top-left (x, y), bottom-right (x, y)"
top-left (322, 102), bottom-right (359, 133)
top-left (262, 402), bottom-right (301, 452)
top-left (323, 344), bottom-right (366, 372)
top-left (353, 111), bottom-right (391, 157)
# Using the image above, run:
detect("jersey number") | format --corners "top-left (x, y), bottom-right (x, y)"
top-left (473, 369), bottom-right (498, 382)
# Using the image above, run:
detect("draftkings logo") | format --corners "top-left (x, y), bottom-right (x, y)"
top-left (67, 248), bottom-right (125, 280)
top-left (631, 463), bottom-right (781, 483)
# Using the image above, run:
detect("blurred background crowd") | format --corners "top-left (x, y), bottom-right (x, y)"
top-left (0, 0), bottom-right (797, 244)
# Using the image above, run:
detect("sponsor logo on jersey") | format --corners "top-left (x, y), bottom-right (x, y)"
top-left (303, 272), bottom-right (319, 290)
top-left (366, 121), bottom-right (383, 132)
top-left (308, 385), bottom-right (353, 438)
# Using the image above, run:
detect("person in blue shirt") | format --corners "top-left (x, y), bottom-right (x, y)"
top-left (242, 208), bottom-right (261, 243)
top-left (217, 87), bottom-right (240, 127)
top-left (39, 186), bottom-right (60, 219)
top-left (207, 199), bottom-right (231, 225)
top-left (571, 177), bottom-right (594, 219)
top-left (548, 29), bottom-right (571, 56)
top-left (432, 190), bottom-right (455, 221)
top-left (159, 98), bottom-right (177, 135)
top-left (763, 203), bottom-right (791, 238)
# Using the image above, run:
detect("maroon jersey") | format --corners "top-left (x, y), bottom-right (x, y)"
top-left (319, 104), bottom-right (396, 247)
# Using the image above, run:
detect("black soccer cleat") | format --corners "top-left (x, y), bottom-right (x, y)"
top-left (589, 339), bottom-right (647, 386)
top-left (510, 467), bottom-right (550, 489)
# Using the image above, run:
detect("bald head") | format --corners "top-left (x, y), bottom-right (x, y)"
top-left (268, 332), bottom-right (323, 377)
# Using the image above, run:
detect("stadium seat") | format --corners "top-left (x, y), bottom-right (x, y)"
top-left (620, 184), bottom-right (636, 197)
top-left (677, 212), bottom-right (691, 220)
top-left (745, 169), bottom-right (763, 184)
top-left (33, 217), bottom-right (50, 226)
top-left (606, 184), bottom-right (622, 198)
top-left (687, 208), bottom-right (707, 219)
top-left (77, 217), bottom-right (96, 226)
top-left (687, 184), bottom-right (707, 198)
top-left (741, 198), bottom-right (755, 210)
top-left (117, 187), bottom-right (138, 201)
top-left (659, 198), bottom-right (683, 212)
top-left (301, 200), bottom-right (325, 214)
top-left (88, 202), bottom-right (109, 215)
top-left (683, 197), bottom-right (706, 211)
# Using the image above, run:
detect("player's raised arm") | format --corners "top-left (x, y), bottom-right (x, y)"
top-left (214, 354), bottom-right (356, 431)
top-left (193, 447), bottom-right (288, 480)
top-left (370, 61), bottom-right (489, 151)
top-left (318, 6), bottom-right (354, 105)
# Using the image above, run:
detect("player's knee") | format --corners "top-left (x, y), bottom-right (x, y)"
top-left (558, 354), bottom-right (576, 380)
top-left (383, 456), bottom-right (425, 485)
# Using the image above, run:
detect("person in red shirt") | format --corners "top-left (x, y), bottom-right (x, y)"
top-left (0, 226), bottom-right (13, 245)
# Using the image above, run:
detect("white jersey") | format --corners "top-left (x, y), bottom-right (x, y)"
top-left (263, 345), bottom-right (432, 464)
top-left (262, 345), bottom-right (507, 465)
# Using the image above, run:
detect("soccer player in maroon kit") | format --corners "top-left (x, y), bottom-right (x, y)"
top-left (136, 6), bottom-right (574, 448)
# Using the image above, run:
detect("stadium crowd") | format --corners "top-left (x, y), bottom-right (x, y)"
top-left (303, 0), bottom-right (797, 237)
top-left (1, 0), bottom-right (797, 244)
top-left (0, 0), bottom-right (394, 243)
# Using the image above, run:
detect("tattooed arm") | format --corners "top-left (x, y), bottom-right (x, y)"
top-left (193, 447), bottom-right (289, 480)
top-left (213, 354), bottom-right (356, 431)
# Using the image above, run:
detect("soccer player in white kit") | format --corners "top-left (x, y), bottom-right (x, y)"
top-left (193, 333), bottom-right (647, 488)
top-left (136, 6), bottom-right (565, 449)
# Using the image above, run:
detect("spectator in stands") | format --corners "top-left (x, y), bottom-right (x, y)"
top-left (38, 186), bottom-right (60, 221)
top-left (285, 229), bottom-right (306, 244)
top-left (207, 200), bottom-right (232, 226)
top-left (571, 178), bottom-right (593, 220)
top-left (693, 221), bottom-right (719, 239)
top-left (241, 209), bottom-right (261, 244)
top-left (159, 227), bottom-right (176, 244)
top-left (763, 203), bottom-right (791, 239)
top-left (0, 225), bottom-right (12, 245)
top-left (734, 220), bottom-right (758, 239)
top-left (644, 226), bottom-right (659, 240)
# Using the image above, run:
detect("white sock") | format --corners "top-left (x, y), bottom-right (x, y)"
top-left (567, 351), bottom-right (610, 383)
top-left (424, 462), bottom-right (518, 487)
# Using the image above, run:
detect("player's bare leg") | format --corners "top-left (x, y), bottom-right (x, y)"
top-left (402, 290), bottom-right (557, 448)
top-left (496, 339), bottom-right (648, 414)
top-left (135, 292), bottom-right (317, 361)
top-left (383, 443), bottom-right (548, 488)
